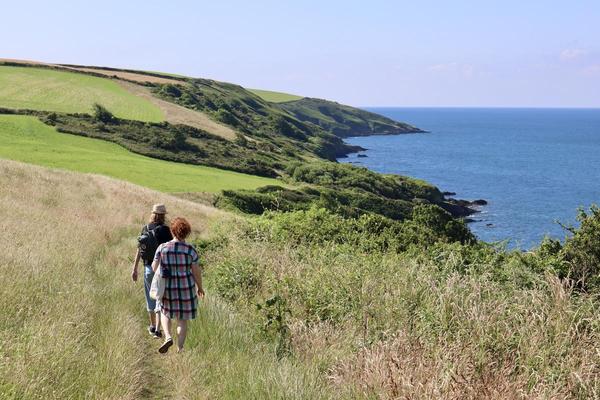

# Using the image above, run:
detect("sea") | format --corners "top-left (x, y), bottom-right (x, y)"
top-left (339, 108), bottom-right (600, 249)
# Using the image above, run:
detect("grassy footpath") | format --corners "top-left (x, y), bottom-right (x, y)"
top-left (0, 160), bottom-right (331, 399)
top-left (0, 115), bottom-right (278, 193)
top-left (0, 66), bottom-right (164, 122)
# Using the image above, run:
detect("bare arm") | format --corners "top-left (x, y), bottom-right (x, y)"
top-left (131, 248), bottom-right (141, 282)
top-left (191, 263), bottom-right (205, 298)
top-left (152, 257), bottom-right (160, 272)
top-left (151, 243), bottom-right (164, 272)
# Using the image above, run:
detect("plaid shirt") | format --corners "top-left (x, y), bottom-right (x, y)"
top-left (154, 240), bottom-right (199, 320)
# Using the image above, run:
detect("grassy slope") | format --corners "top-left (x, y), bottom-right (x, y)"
top-left (248, 88), bottom-right (303, 103)
top-left (0, 66), bottom-right (164, 122)
top-left (0, 159), bottom-right (329, 399)
top-left (279, 97), bottom-right (422, 137)
top-left (0, 115), bottom-right (277, 193)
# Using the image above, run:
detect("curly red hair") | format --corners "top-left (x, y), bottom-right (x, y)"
top-left (170, 217), bottom-right (191, 240)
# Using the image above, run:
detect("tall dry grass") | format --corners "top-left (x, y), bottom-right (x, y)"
top-left (206, 223), bottom-right (600, 400)
top-left (329, 275), bottom-right (600, 399)
top-left (0, 159), bottom-right (217, 398)
top-left (0, 159), bottom-right (330, 399)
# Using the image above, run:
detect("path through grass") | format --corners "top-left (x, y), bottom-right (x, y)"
top-left (0, 115), bottom-right (277, 193)
top-left (0, 160), bottom-right (331, 399)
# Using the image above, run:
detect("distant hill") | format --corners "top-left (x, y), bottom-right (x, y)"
top-left (279, 97), bottom-right (423, 138)
top-left (0, 59), bottom-right (451, 222)
top-left (0, 59), bottom-right (422, 142)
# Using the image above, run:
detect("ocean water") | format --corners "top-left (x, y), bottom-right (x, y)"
top-left (339, 108), bottom-right (600, 249)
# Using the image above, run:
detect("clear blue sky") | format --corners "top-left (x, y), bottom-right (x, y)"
top-left (2, 0), bottom-right (599, 107)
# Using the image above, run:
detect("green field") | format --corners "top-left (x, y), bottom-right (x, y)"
top-left (0, 66), bottom-right (164, 122)
top-left (248, 88), bottom-right (303, 103)
top-left (0, 115), bottom-right (277, 193)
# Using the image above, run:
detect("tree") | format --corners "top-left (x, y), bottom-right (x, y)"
top-left (93, 103), bottom-right (115, 123)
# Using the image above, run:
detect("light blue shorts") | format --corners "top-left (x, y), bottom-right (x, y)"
top-left (143, 264), bottom-right (158, 312)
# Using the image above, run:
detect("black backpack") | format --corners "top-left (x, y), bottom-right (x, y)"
top-left (138, 224), bottom-right (161, 263)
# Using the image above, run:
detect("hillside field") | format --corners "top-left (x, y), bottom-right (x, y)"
top-left (248, 88), bottom-right (303, 103)
top-left (0, 66), bottom-right (164, 122)
top-left (0, 115), bottom-right (277, 193)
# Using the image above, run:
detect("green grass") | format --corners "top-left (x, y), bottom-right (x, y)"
top-left (204, 210), bottom-right (600, 399)
top-left (0, 161), bottom-right (328, 399)
top-left (248, 88), bottom-right (303, 103)
top-left (0, 66), bottom-right (164, 122)
top-left (0, 115), bottom-right (278, 193)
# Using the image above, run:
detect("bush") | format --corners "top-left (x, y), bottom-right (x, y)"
top-left (215, 109), bottom-right (238, 126)
top-left (248, 205), bottom-right (473, 252)
top-left (234, 133), bottom-right (248, 147)
top-left (43, 112), bottom-right (59, 125)
top-left (269, 116), bottom-right (306, 140)
top-left (560, 205), bottom-right (600, 290)
top-left (160, 84), bottom-right (182, 98)
top-left (92, 103), bottom-right (115, 123)
top-left (45, 112), bottom-right (280, 177)
top-left (287, 162), bottom-right (444, 203)
top-left (211, 257), bottom-right (264, 302)
top-left (402, 204), bottom-right (475, 247)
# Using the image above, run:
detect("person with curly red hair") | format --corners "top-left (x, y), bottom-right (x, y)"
top-left (152, 217), bottom-right (205, 353)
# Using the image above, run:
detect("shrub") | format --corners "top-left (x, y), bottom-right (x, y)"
top-left (44, 112), bottom-right (59, 125)
top-left (92, 103), bottom-right (115, 123)
top-left (287, 162), bottom-right (444, 203)
top-left (560, 205), bottom-right (600, 290)
top-left (402, 204), bottom-right (475, 246)
top-left (160, 83), bottom-right (182, 98)
top-left (202, 203), bottom-right (600, 398)
top-left (234, 133), bottom-right (248, 147)
top-left (248, 205), bottom-right (473, 252)
top-left (269, 116), bottom-right (306, 140)
top-left (215, 109), bottom-right (238, 126)
top-left (211, 257), bottom-right (264, 302)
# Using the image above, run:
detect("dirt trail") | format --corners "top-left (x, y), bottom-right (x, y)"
top-left (118, 81), bottom-right (237, 140)
top-left (64, 66), bottom-right (183, 85)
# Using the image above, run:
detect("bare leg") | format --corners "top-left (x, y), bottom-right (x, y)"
top-left (161, 312), bottom-right (172, 340)
top-left (176, 319), bottom-right (188, 350)
top-left (155, 310), bottom-right (161, 332)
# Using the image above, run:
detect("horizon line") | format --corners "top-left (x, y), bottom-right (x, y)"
top-left (359, 105), bottom-right (600, 110)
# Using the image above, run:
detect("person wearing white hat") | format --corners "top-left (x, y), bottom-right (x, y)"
top-left (132, 204), bottom-right (173, 338)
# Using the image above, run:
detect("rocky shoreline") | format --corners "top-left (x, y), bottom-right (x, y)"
top-left (441, 196), bottom-right (488, 222)
top-left (337, 128), bottom-right (426, 159)
top-left (337, 133), bottom-right (487, 224)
